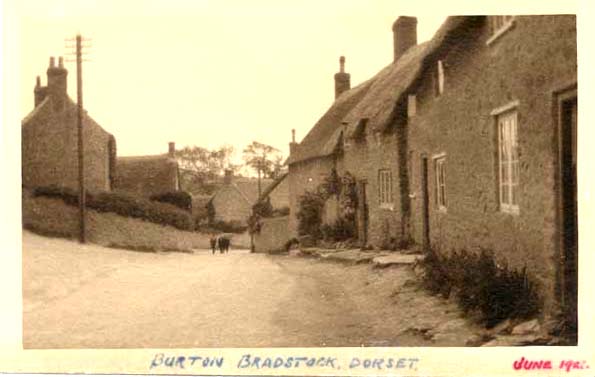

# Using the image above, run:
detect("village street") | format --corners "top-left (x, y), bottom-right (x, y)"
top-left (23, 231), bottom-right (482, 348)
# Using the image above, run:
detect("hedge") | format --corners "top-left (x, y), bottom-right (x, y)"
top-left (32, 185), bottom-right (193, 231)
top-left (150, 191), bottom-right (193, 211)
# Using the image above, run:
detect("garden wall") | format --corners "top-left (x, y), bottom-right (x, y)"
top-left (22, 191), bottom-right (210, 252)
top-left (253, 216), bottom-right (290, 253)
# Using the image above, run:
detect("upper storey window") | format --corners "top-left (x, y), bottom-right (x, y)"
top-left (487, 16), bottom-right (516, 45)
top-left (434, 60), bottom-right (445, 97)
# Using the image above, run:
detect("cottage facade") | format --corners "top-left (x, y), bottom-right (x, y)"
top-left (22, 57), bottom-right (116, 192)
top-left (113, 142), bottom-right (181, 197)
top-left (287, 15), bottom-right (577, 321)
top-left (209, 170), bottom-right (276, 225)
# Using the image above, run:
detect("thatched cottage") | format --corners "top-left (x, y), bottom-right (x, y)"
top-left (113, 142), bottom-right (181, 197)
top-left (287, 16), bottom-right (576, 323)
top-left (22, 57), bottom-right (116, 191)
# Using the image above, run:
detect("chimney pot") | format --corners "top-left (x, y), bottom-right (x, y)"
top-left (35, 76), bottom-right (40, 87)
top-left (168, 142), bottom-right (175, 157)
top-left (393, 16), bottom-right (418, 62)
top-left (58, 56), bottom-right (64, 68)
top-left (49, 57), bottom-right (55, 68)
top-left (291, 129), bottom-right (296, 143)
top-left (334, 56), bottom-right (351, 99)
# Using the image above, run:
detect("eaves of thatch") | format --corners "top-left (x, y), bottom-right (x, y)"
top-left (288, 16), bottom-right (480, 165)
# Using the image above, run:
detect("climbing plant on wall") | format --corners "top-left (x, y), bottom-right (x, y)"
top-left (297, 169), bottom-right (358, 242)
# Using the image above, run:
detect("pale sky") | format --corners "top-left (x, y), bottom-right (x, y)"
top-left (16, 0), bottom-right (452, 162)
top-left (13, 0), bottom-right (579, 163)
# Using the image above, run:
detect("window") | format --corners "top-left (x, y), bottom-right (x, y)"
top-left (378, 169), bottom-right (393, 206)
top-left (487, 16), bottom-right (515, 45)
top-left (437, 60), bottom-right (444, 95)
top-left (497, 110), bottom-right (519, 214)
top-left (434, 155), bottom-right (447, 211)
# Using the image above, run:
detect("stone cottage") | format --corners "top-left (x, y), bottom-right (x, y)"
top-left (22, 57), bottom-right (116, 191)
top-left (209, 170), bottom-right (284, 225)
top-left (287, 16), bottom-right (577, 322)
top-left (113, 142), bottom-right (181, 197)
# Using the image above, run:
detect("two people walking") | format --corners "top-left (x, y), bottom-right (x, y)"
top-left (209, 233), bottom-right (231, 255)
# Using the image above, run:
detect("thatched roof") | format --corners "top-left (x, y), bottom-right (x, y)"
top-left (288, 16), bottom-right (478, 165)
top-left (343, 16), bottom-right (476, 132)
top-left (113, 154), bottom-right (179, 197)
top-left (286, 79), bottom-right (375, 165)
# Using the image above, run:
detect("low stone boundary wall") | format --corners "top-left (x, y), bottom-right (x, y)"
top-left (253, 216), bottom-right (290, 253)
top-left (22, 191), bottom-right (210, 252)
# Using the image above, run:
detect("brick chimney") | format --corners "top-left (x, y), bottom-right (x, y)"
top-left (224, 169), bottom-right (233, 185)
top-left (33, 75), bottom-right (48, 108)
top-left (392, 16), bottom-right (417, 62)
top-left (334, 56), bottom-right (351, 99)
top-left (168, 142), bottom-right (175, 157)
top-left (289, 129), bottom-right (298, 155)
top-left (47, 56), bottom-right (68, 109)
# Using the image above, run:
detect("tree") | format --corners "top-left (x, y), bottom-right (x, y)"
top-left (242, 141), bottom-right (282, 180)
top-left (175, 145), bottom-right (238, 195)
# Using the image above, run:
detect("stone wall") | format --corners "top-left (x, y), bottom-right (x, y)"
top-left (407, 16), bottom-right (577, 315)
top-left (253, 216), bottom-right (290, 253)
top-left (22, 190), bottom-right (210, 252)
top-left (22, 99), bottom-right (114, 192)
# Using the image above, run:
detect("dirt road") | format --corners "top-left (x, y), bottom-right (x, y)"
top-left (23, 231), bottom-right (481, 348)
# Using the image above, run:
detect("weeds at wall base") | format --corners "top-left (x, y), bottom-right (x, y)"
top-left (421, 248), bottom-right (541, 328)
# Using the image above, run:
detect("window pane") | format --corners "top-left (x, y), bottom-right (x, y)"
top-left (502, 184), bottom-right (510, 206)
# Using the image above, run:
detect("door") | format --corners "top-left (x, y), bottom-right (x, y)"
top-left (559, 94), bottom-right (578, 339)
top-left (421, 156), bottom-right (431, 251)
top-left (357, 180), bottom-right (369, 247)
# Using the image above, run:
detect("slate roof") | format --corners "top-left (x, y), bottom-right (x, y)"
top-left (288, 16), bottom-right (478, 165)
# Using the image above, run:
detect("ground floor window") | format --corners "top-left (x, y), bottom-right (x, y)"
top-left (378, 169), bottom-right (393, 207)
top-left (497, 110), bottom-right (520, 214)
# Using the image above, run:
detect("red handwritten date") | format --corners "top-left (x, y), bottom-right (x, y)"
top-left (513, 357), bottom-right (590, 372)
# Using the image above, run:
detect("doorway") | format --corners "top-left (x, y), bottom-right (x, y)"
top-left (421, 156), bottom-right (430, 251)
top-left (357, 180), bottom-right (369, 247)
top-left (558, 91), bottom-right (577, 340)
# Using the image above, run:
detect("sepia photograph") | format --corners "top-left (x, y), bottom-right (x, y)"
top-left (1, 0), bottom-right (593, 375)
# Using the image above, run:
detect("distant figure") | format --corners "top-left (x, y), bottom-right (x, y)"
top-left (209, 234), bottom-right (217, 255)
top-left (218, 235), bottom-right (231, 254)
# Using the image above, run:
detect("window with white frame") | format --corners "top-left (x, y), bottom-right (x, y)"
top-left (434, 155), bottom-right (447, 210)
top-left (378, 169), bottom-right (393, 206)
top-left (497, 110), bottom-right (520, 213)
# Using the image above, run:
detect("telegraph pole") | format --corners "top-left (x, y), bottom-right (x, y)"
top-left (66, 34), bottom-right (91, 243)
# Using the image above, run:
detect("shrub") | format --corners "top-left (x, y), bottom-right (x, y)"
top-left (150, 191), bottom-right (193, 211)
top-left (272, 206), bottom-right (290, 217)
top-left (422, 248), bottom-right (540, 327)
top-left (33, 185), bottom-right (193, 231)
top-left (207, 220), bottom-right (247, 234)
top-left (253, 197), bottom-right (273, 218)
top-left (320, 213), bottom-right (357, 242)
top-left (296, 191), bottom-right (325, 239)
